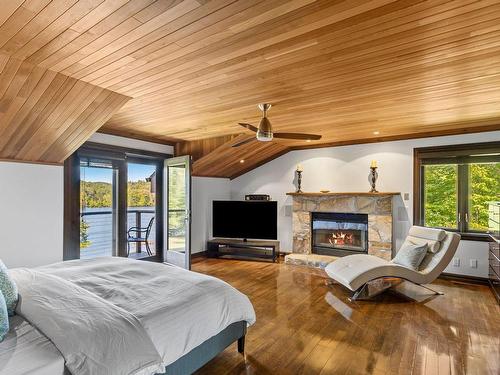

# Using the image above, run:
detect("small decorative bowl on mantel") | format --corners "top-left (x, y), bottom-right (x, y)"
top-left (320, 190), bottom-right (330, 193)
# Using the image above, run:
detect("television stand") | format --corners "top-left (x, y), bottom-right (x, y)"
top-left (207, 239), bottom-right (280, 262)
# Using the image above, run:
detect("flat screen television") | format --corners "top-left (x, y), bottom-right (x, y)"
top-left (212, 200), bottom-right (277, 240)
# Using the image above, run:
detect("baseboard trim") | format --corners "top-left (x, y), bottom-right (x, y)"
top-left (439, 272), bottom-right (489, 285)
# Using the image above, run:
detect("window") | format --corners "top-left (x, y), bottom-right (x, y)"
top-left (414, 142), bottom-right (500, 239)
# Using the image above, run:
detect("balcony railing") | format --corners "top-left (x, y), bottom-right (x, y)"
top-left (80, 208), bottom-right (155, 258)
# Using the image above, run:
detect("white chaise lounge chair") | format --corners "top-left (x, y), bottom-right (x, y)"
top-left (325, 226), bottom-right (461, 300)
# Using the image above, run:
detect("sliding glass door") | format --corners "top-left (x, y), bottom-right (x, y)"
top-left (164, 156), bottom-right (191, 269)
top-left (127, 161), bottom-right (158, 258)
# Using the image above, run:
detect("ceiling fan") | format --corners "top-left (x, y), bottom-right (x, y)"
top-left (232, 103), bottom-right (322, 147)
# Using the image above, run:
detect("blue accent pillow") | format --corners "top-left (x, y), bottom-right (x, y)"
top-left (0, 260), bottom-right (18, 316)
top-left (392, 243), bottom-right (428, 271)
top-left (0, 291), bottom-right (9, 341)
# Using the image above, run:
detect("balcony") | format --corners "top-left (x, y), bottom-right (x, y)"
top-left (80, 208), bottom-right (155, 258)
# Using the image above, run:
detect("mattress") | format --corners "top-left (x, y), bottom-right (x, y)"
top-left (0, 315), bottom-right (66, 375)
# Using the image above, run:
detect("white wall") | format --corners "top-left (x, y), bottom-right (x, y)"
top-left (449, 240), bottom-right (489, 278)
top-left (89, 132), bottom-right (174, 154)
top-left (191, 177), bottom-right (231, 253)
top-left (0, 162), bottom-right (63, 268)
top-left (230, 131), bottom-right (500, 278)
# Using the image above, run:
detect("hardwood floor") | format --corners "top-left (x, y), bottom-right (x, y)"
top-left (192, 257), bottom-right (499, 375)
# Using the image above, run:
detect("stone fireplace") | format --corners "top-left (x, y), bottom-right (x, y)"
top-left (312, 212), bottom-right (368, 257)
top-left (287, 192), bottom-right (399, 261)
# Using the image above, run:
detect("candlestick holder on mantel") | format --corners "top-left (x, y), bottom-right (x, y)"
top-left (295, 164), bottom-right (303, 193)
top-left (369, 160), bottom-right (379, 193)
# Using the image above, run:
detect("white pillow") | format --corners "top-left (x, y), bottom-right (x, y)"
top-left (392, 243), bottom-right (428, 271)
top-left (408, 226), bottom-right (446, 242)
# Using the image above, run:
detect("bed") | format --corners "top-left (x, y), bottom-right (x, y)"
top-left (2, 257), bottom-right (256, 375)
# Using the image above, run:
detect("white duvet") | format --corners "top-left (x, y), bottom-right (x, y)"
top-left (10, 257), bottom-right (256, 375)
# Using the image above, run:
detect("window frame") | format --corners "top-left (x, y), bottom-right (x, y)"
top-left (413, 141), bottom-right (500, 242)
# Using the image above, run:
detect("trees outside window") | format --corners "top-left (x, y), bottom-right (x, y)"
top-left (423, 164), bottom-right (457, 229)
top-left (468, 163), bottom-right (500, 231)
top-left (415, 142), bottom-right (500, 238)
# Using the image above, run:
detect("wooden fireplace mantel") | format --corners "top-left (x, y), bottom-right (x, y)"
top-left (286, 192), bottom-right (400, 197)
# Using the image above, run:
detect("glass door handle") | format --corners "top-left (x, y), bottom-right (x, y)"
top-left (465, 213), bottom-right (469, 222)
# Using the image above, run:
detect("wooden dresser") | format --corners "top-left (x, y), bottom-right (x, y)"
top-left (488, 202), bottom-right (500, 304)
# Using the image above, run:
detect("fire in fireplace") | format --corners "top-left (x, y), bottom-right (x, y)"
top-left (312, 212), bottom-right (368, 257)
top-left (329, 231), bottom-right (354, 246)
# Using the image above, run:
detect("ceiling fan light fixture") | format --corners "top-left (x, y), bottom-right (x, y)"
top-left (256, 115), bottom-right (273, 141)
top-left (256, 131), bottom-right (273, 141)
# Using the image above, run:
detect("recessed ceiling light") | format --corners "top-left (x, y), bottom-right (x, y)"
top-left (240, 159), bottom-right (245, 163)
top-left (373, 131), bottom-right (380, 135)
top-left (306, 139), bottom-right (312, 143)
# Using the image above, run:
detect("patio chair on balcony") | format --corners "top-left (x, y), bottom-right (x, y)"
top-left (127, 217), bottom-right (155, 256)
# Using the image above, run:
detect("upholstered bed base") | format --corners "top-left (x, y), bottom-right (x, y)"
top-left (162, 321), bottom-right (247, 375)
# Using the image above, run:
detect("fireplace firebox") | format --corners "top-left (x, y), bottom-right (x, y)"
top-left (311, 212), bottom-right (368, 257)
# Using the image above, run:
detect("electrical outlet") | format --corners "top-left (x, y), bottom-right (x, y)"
top-left (403, 193), bottom-right (410, 201)
top-left (453, 258), bottom-right (460, 267)
top-left (470, 259), bottom-right (478, 268)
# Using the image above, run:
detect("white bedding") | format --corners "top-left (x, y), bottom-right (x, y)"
top-left (0, 315), bottom-right (66, 375)
top-left (12, 268), bottom-right (164, 375)
top-left (9, 257), bottom-right (255, 375)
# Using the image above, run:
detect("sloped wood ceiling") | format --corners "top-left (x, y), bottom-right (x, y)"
top-left (176, 134), bottom-right (288, 178)
top-left (1, 1), bottom-right (500, 173)
top-left (0, 53), bottom-right (129, 163)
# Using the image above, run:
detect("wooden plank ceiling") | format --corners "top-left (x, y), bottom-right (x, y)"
top-left (0, 52), bottom-right (129, 163)
top-left (1, 0), bottom-right (500, 173)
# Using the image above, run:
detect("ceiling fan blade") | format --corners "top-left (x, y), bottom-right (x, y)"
top-left (238, 122), bottom-right (258, 132)
top-left (231, 137), bottom-right (255, 147)
top-left (273, 132), bottom-right (322, 140)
